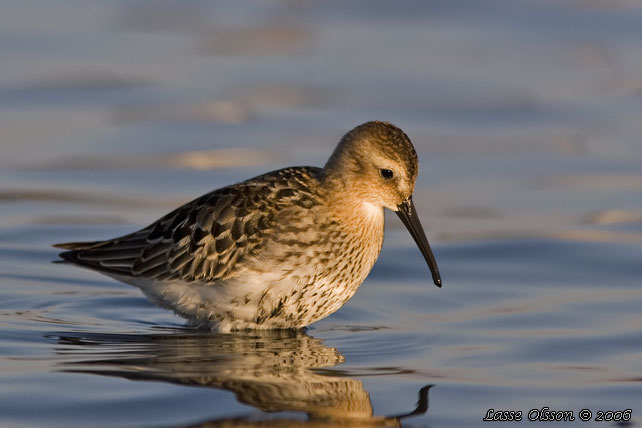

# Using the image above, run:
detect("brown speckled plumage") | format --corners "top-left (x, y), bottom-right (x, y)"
top-left (55, 121), bottom-right (441, 332)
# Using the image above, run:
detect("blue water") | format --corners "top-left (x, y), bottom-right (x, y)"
top-left (1, 1), bottom-right (641, 427)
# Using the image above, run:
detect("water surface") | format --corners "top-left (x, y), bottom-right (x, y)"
top-left (1, 1), bottom-right (641, 427)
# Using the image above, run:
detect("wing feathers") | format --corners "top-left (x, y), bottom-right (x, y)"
top-left (55, 167), bottom-right (323, 283)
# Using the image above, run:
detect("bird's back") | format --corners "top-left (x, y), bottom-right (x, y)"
top-left (55, 166), bottom-right (325, 285)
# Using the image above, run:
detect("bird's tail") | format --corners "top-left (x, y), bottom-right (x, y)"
top-left (52, 240), bottom-right (109, 265)
top-left (53, 240), bottom-right (106, 251)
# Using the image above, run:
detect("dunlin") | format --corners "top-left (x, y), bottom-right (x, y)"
top-left (55, 121), bottom-right (441, 332)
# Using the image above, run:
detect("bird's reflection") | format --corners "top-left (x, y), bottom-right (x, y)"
top-left (52, 329), bottom-right (432, 427)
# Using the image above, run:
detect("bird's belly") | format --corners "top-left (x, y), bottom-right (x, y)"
top-left (253, 275), bottom-right (364, 328)
top-left (129, 264), bottom-right (368, 332)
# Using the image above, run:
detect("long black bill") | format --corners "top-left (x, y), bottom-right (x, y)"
top-left (396, 196), bottom-right (442, 288)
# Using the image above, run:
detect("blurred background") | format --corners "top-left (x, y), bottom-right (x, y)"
top-left (1, 1), bottom-right (641, 427)
top-left (2, 0), bottom-right (642, 240)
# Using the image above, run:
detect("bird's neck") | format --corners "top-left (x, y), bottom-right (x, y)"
top-left (323, 183), bottom-right (384, 243)
top-left (316, 173), bottom-right (385, 287)
top-left (320, 168), bottom-right (382, 222)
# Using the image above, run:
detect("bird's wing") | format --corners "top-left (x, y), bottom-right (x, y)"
top-left (56, 167), bottom-right (323, 283)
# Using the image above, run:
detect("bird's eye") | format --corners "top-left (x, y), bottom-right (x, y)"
top-left (379, 169), bottom-right (394, 180)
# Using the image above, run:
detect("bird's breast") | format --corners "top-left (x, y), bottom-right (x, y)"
top-left (201, 199), bottom-right (386, 329)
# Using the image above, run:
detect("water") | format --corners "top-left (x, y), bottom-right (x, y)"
top-left (1, 1), bottom-right (642, 427)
